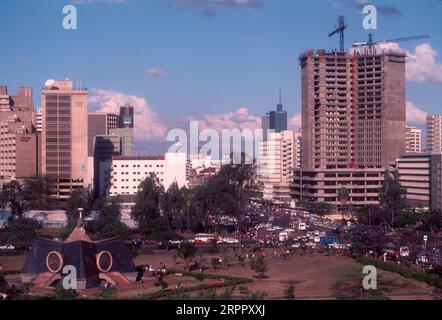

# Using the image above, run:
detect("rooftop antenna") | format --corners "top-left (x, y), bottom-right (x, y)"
top-left (329, 15), bottom-right (347, 52)
top-left (277, 88), bottom-right (283, 111)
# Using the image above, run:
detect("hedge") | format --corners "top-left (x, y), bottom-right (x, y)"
top-left (358, 256), bottom-right (442, 288)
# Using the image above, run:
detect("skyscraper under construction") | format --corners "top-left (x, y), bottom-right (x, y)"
top-left (299, 47), bottom-right (406, 170)
top-left (292, 47), bottom-right (406, 207)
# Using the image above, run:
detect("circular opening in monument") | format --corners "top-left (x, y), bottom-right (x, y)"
top-left (96, 251), bottom-right (113, 273)
top-left (46, 251), bottom-right (63, 273)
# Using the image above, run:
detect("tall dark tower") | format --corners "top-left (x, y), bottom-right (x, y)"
top-left (119, 105), bottom-right (134, 128)
top-left (269, 89), bottom-right (287, 133)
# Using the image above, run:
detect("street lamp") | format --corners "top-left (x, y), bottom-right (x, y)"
top-left (423, 235), bottom-right (428, 255)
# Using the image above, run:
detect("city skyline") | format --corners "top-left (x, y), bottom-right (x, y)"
top-left (1, 0), bottom-right (442, 154)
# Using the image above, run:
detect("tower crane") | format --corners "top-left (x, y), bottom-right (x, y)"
top-left (328, 15), bottom-right (347, 52)
top-left (352, 33), bottom-right (430, 48)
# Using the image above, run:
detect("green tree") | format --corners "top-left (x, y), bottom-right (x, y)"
top-left (0, 274), bottom-right (7, 290)
top-left (22, 175), bottom-right (54, 210)
top-left (379, 170), bottom-right (406, 228)
top-left (176, 242), bottom-right (197, 272)
top-left (91, 287), bottom-right (117, 300)
top-left (131, 174), bottom-right (166, 236)
top-left (53, 287), bottom-right (78, 300)
top-left (162, 182), bottom-right (186, 231)
top-left (0, 180), bottom-right (24, 217)
top-left (66, 188), bottom-right (93, 228)
top-left (301, 200), bottom-right (335, 216)
top-left (284, 285), bottom-right (295, 300)
top-left (2, 217), bottom-right (40, 245)
top-left (99, 221), bottom-right (128, 239)
top-left (338, 186), bottom-right (350, 218)
top-left (98, 196), bottom-right (122, 224)
top-left (250, 254), bottom-right (268, 279)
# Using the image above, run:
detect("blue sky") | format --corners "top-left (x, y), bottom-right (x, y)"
top-left (1, 0), bottom-right (441, 152)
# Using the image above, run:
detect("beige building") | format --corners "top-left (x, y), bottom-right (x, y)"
top-left (258, 130), bottom-right (301, 204)
top-left (396, 152), bottom-right (442, 211)
top-left (291, 168), bottom-right (384, 207)
top-left (405, 125), bottom-right (422, 153)
top-left (0, 86), bottom-right (39, 186)
top-left (427, 115), bottom-right (442, 152)
top-left (299, 48), bottom-right (406, 170)
top-left (294, 47), bottom-right (406, 207)
top-left (41, 80), bottom-right (89, 200)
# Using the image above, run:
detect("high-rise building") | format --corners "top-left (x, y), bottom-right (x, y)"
top-left (0, 85), bottom-right (39, 186)
top-left (405, 125), bottom-right (422, 153)
top-left (119, 105), bottom-right (134, 128)
top-left (299, 48), bottom-right (406, 170)
top-left (427, 115), bottom-right (442, 152)
top-left (41, 79), bottom-right (89, 200)
top-left (262, 91), bottom-right (287, 134)
top-left (258, 130), bottom-right (301, 204)
top-left (36, 109), bottom-right (43, 132)
top-left (292, 47), bottom-right (406, 207)
top-left (0, 86), bottom-right (33, 112)
top-left (396, 152), bottom-right (442, 211)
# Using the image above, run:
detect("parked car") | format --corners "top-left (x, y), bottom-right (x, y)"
top-left (0, 244), bottom-right (15, 250)
top-left (131, 238), bottom-right (145, 245)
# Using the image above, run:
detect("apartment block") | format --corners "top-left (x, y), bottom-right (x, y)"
top-left (405, 125), bottom-right (422, 153)
top-left (258, 130), bottom-right (301, 204)
top-left (0, 85), bottom-right (39, 185)
top-left (427, 115), bottom-right (442, 152)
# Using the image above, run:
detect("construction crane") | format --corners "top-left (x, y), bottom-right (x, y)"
top-left (328, 16), bottom-right (347, 52)
top-left (352, 33), bottom-right (430, 48)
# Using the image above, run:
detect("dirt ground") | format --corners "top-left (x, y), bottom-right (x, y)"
top-left (133, 249), bottom-right (435, 300)
top-left (1, 249), bottom-right (437, 300)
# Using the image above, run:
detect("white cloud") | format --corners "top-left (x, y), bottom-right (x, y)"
top-left (406, 101), bottom-right (428, 126)
top-left (147, 68), bottom-right (167, 77)
top-left (186, 107), bottom-right (261, 132)
top-left (379, 42), bottom-right (442, 83)
top-left (288, 113), bottom-right (301, 130)
top-left (89, 88), bottom-right (167, 141)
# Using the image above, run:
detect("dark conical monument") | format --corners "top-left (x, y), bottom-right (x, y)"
top-left (21, 215), bottom-right (136, 290)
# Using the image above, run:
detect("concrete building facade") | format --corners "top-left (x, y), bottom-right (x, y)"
top-left (41, 80), bottom-right (89, 200)
top-left (405, 125), bottom-right (422, 153)
top-left (258, 130), bottom-right (301, 204)
top-left (396, 153), bottom-right (442, 211)
top-left (100, 152), bottom-right (186, 197)
top-left (293, 47), bottom-right (406, 207)
top-left (291, 168), bottom-right (384, 207)
top-left (427, 115), bottom-right (442, 152)
top-left (0, 86), bottom-right (39, 185)
top-left (299, 48), bottom-right (406, 170)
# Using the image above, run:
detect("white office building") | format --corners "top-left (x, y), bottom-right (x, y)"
top-left (100, 152), bottom-right (187, 197)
